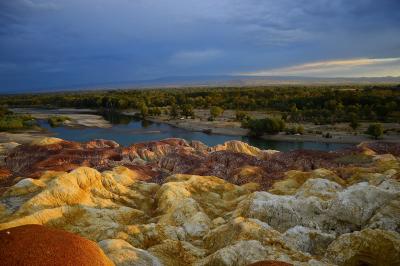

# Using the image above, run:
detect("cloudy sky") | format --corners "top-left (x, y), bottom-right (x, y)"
top-left (1, 0), bottom-right (400, 91)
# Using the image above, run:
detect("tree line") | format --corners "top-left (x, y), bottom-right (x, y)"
top-left (1, 85), bottom-right (399, 125)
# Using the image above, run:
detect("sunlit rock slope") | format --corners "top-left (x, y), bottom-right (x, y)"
top-left (0, 137), bottom-right (399, 265)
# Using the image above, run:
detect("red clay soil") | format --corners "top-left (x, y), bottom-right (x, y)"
top-left (0, 167), bottom-right (12, 195)
top-left (0, 166), bottom-right (11, 179)
top-left (0, 166), bottom-right (11, 183)
top-left (5, 139), bottom-right (123, 179)
top-left (247, 261), bottom-right (293, 266)
top-left (0, 224), bottom-right (114, 266)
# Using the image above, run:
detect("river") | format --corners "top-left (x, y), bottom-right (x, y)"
top-left (38, 112), bottom-right (352, 152)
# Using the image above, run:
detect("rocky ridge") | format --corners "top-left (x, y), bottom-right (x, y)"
top-left (0, 137), bottom-right (399, 265)
top-left (2, 137), bottom-right (398, 189)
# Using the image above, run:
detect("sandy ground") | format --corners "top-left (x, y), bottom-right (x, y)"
top-left (11, 108), bottom-right (111, 128)
top-left (0, 131), bottom-right (53, 144)
top-left (150, 118), bottom-right (248, 136)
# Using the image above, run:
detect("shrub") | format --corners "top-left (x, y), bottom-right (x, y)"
top-left (366, 123), bottom-right (383, 139)
top-left (48, 116), bottom-right (71, 127)
top-left (169, 104), bottom-right (179, 119)
top-left (349, 116), bottom-right (360, 130)
top-left (297, 125), bottom-right (305, 134)
top-left (0, 114), bottom-right (36, 131)
top-left (148, 107), bottom-right (162, 116)
top-left (139, 103), bottom-right (148, 118)
top-left (210, 106), bottom-right (224, 118)
top-left (181, 104), bottom-right (194, 118)
top-left (245, 117), bottom-right (286, 137)
top-left (235, 111), bottom-right (250, 122)
top-left (0, 118), bottom-right (24, 130)
top-left (284, 124), bottom-right (304, 135)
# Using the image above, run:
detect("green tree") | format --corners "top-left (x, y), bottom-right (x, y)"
top-left (245, 119), bottom-right (265, 137)
top-left (139, 103), bottom-right (148, 118)
top-left (149, 107), bottom-right (162, 116)
top-left (48, 116), bottom-right (71, 127)
top-left (235, 111), bottom-right (249, 122)
top-left (289, 104), bottom-right (301, 122)
top-left (297, 125), bottom-right (305, 135)
top-left (169, 103), bottom-right (179, 119)
top-left (210, 106), bottom-right (224, 119)
top-left (366, 123), bottom-right (383, 139)
top-left (245, 117), bottom-right (286, 137)
top-left (349, 118), bottom-right (360, 131)
top-left (181, 104), bottom-right (194, 118)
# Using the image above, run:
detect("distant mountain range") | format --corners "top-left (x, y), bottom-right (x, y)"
top-left (4, 75), bottom-right (400, 94)
top-left (137, 75), bottom-right (400, 87)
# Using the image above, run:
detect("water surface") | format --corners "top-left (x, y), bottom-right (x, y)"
top-left (38, 114), bottom-right (351, 152)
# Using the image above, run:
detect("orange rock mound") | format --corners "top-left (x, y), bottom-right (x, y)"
top-left (0, 224), bottom-right (114, 266)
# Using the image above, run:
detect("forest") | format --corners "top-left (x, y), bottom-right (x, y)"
top-left (1, 85), bottom-right (399, 126)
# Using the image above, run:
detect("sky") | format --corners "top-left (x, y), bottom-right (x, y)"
top-left (1, 0), bottom-right (400, 92)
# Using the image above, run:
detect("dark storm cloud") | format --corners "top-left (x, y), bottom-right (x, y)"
top-left (0, 0), bottom-right (59, 29)
top-left (0, 0), bottom-right (399, 91)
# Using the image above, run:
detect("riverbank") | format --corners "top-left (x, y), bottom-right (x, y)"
top-left (4, 108), bottom-right (400, 146)
top-left (147, 109), bottom-right (400, 144)
top-left (0, 108), bottom-right (111, 144)
top-left (151, 117), bottom-right (393, 144)
top-left (0, 131), bottom-right (53, 144)
top-left (11, 108), bottom-right (111, 128)
top-left (149, 118), bottom-right (249, 136)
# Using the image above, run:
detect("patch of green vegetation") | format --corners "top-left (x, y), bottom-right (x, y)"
top-left (210, 106), bottom-right (224, 119)
top-left (148, 107), bottom-right (162, 116)
top-left (169, 103), bottom-right (179, 119)
top-left (180, 104), bottom-right (194, 118)
top-left (366, 123), bottom-right (384, 139)
top-left (48, 116), bottom-right (71, 127)
top-left (243, 117), bottom-right (286, 137)
top-left (0, 107), bottom-right (37, 132)
top-left (235, 111), bottom-right (250, 122)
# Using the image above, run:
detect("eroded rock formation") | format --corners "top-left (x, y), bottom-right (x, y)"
top-left (0, 137), bottom-right (399, 265)
top-left (3, 137), bottom-right (399, 191)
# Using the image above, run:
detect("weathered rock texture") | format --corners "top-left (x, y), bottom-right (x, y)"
top-left (3, 137), bottom-right (399, 191)
top-left (0, 224), bottom-right (114, 266)
top-left (0, 137), bottom-right (399, 265)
